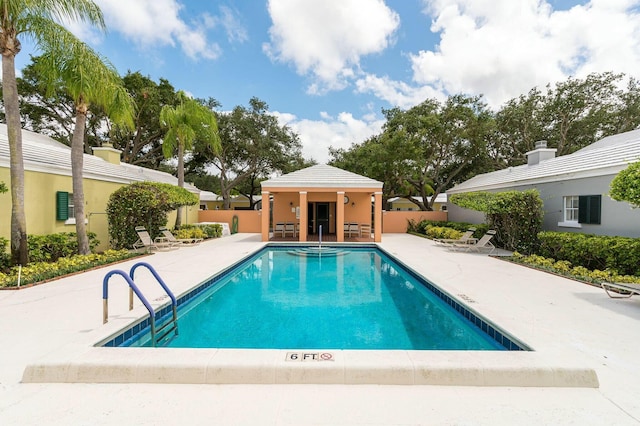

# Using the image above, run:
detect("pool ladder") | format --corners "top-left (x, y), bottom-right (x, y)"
top-left (102, 262), bottom-right (178, 347)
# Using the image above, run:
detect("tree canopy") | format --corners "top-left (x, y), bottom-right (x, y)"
top-left (195, 97), bottom-right (310, 209)
top-left (0, 0), bottom-right (105, 265)
top-left (332, 72), bottom-right (640, 210)
top-left (331, 94), bottom-right (492, 210)
top-left (610, 162), bottom-right (640, 208)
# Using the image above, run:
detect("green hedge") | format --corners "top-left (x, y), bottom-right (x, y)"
top-left (0, 237), bottom-right (10, 271)
top-left (0, 249), bottom-right (137, 288)
top-left (450, 190), bottom-right (543, 253)
top-left (538, 231), bottom-right (640, 276)
top-left (184, 223), bottom-right (222, 239)
top-left (408, 220), bottom-right (489, 240)
top-left (107, 182), bottom-right (197, 250)
top-left (27, 232), bottom-right (99, 263)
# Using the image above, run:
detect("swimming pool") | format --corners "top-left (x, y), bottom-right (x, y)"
top-left (108, 246), bottom-right (525, 351)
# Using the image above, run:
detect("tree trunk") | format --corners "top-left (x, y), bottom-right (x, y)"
top-left (72, 106), bottom-right (90, 255)
top-left (2, 49), bottom-right (29, 265)
top-left (174, 142), bottom-right (185, 228)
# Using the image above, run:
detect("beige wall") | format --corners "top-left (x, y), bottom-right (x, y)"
top-left (0, 167), bottom-right (200, 252)
top-left (389, 198), bottom-right (446, 211)
top-left (382, 210), bottom-right (448, 233)
top-left (198, 206), bottom-right (448, 235)
top-left (198, 210), bottom-right (262, 233)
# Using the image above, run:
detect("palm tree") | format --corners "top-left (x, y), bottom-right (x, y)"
top-left (36, 41), bottom-right (134, 255)
top-left (160, 92), bottom-right (220, 227)
top-left (0, 0), bottom-right (104, 264)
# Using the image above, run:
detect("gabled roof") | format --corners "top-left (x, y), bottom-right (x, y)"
top-left (388, 194), bottom-right (447, 203)
top-left (448, 129), bottom-right (640, 193)
top-left (199, 191), bottom-right (221, 201)
top-left (0, 124), bottom-right (199, 192)
top-left (261, 164), bottom-right (383, 189)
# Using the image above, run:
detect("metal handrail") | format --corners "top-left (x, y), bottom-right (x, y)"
top-left (102, 269), bottom-right (157, 344)
top-left (102, 262), bottom-right (179, 346)
top-left (129, 262), bottom-right (178, 343)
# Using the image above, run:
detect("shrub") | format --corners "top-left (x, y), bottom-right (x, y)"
top-left (0, 249), bottom-right (136, 288)
top-left (610, 161), bottom-right (640, 208)
top-left (173, 227), bottom-right (205, 240)
top-left (425, 226), bottom-right (463, 240)
top-left (538, 231), bottom-right (640, 276)
top-left (27, 232), bottom-right (99, 263)
top-left (107, 182), bottom-right (198, 250)
top-left (0, 237), bottom-right (10, 271)
top-left (408, 220), bottom-right (489, 240)
top-left (450, 190), bottom-right (543, 253)
top-left (194, 223), bottom-right (223, 238)
top-left (509, 252), bottom-right (640, 285)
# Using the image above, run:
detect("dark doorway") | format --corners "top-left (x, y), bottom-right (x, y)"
top-left (307, 202), bottom-right (332, 234)
top-left (317, 202), bottom-right (330, 234)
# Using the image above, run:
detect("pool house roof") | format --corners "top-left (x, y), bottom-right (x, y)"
top-left (261, 164), bottom-right (383, 191)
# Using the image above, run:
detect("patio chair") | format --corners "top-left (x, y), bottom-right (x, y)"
top-left (344, 223), bottom-right (358, 238)
top-left (601, 282), bottom-right (640, 299)
top-left (274, 223), bottom-right (285, 238)
top-left (132, 226), bottom-right (176, 252)
top-left (434, 227), bottom-right (477, 245)
top-left (446, 230), bottom-right (496, 253)
top-left (284, 223), bottom-right (296, 238)
top-left (159, 226), bottom-right (202, 246)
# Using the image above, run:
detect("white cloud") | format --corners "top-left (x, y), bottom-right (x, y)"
top-left (94, 0), bottom-right (222, 60)
top-left (409, 0), bottom-right (640, 108)
top-left (216, 6), bottom-right (248, 44)
top-left (263, 0), bottom-right (400, 93)
top-left (273, 111), bottom-right (385, 164)
top-left (355, 73), bottom-right (446, 109)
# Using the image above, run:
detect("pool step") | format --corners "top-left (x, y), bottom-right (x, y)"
top-left (287, 247), bottom-right (350, 257)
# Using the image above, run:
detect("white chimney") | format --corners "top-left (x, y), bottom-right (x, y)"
top-left (525, 140), bottom-right (556, 166)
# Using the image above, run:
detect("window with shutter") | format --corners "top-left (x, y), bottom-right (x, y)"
top-left (578, 195), bottom-right (601, 224)
top-left (56, 191), bottom-right (69, 220)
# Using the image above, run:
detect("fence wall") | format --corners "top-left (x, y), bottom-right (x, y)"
top-left (198, 210), bottom-right (262, 233)
top-left (382, 210), bottom-right (448, 233)
top-left (199, 209), bottom-right (448, 235)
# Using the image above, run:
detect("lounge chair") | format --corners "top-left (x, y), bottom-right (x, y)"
top-left (159, 226), bottom-right (202, 246)
top-left (446, 230), bottom-right (496, 253)
top-left (434, 227), bottom-right (477, 245)
top-left (601, 282), bottom-right (640, 299)
top-left (132, 226), bottom-right (176, 252)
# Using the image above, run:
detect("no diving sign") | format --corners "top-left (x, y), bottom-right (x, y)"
top-left (286, 352), bottom-right (334, 362)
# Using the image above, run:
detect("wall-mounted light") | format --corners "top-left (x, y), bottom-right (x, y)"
top-left (289, 201), bottom-right (293, 207)
top-left (351, 202), bottom-right (355, 207)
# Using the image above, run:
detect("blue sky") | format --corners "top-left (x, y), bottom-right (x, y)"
top-left (15, 0), bottom-right (640, 164)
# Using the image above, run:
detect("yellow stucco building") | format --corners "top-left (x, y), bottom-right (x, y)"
top-left (0, 124), bottom-right (200, 252)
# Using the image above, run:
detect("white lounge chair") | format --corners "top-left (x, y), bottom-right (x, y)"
top-left (132, 226), bottom-right (176, 252)
top-left (601, 282), bottom-right (640, 299)
top-left (158, 226), bottom-right (202, 246)
top-left (434, 227), bottom-right (477, 245)
top-left (446, 230), bottom-right (496, 253)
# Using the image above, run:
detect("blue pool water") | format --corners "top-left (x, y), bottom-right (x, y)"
top-left (117, 246), bottom-right (524, 350)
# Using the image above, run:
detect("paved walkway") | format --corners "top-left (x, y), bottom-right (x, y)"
top-left (1, 233), bottom-right (639, 425)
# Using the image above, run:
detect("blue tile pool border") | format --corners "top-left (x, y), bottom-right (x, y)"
top-left (101, 243), bottom-right (529, 351)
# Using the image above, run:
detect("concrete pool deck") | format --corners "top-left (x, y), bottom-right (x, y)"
top-left (1, 233), bottom-right (639, 424)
